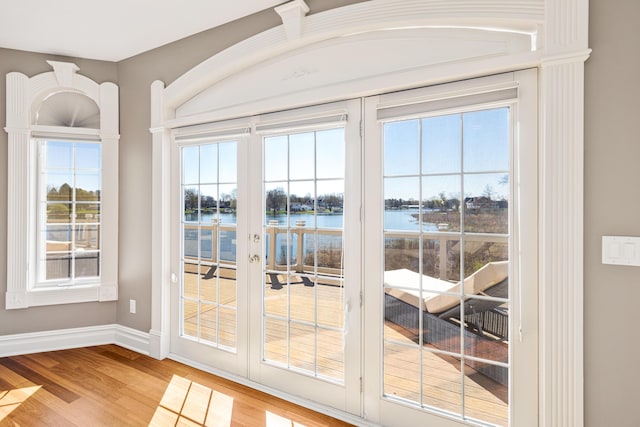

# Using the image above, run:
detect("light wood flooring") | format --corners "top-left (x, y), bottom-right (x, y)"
top-left (0, 345), bottom-right (353, 427)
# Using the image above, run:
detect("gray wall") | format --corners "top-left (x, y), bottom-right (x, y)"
top-left (584, 0), bottom-right (640, 425)
top-left (0, 49), bottom-right (118, 333)
top-left (0, 0), bottom-right (633, 424)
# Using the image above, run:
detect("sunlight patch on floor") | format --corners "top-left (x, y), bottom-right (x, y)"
top-left (266, 411), bottom-right (307, 427)
top-left (149, 375), bottom-right (234, 427)
top-left (0, 386), bottom-right (41, 421)
top-left (149, 375), bottom-right (308, 427)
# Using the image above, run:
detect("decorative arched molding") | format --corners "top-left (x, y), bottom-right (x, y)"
top-left (173, 26), bottom-right (536, 125)
top-left (162, 0), bottom-right (545, 120)
top-left (150, 0), bottom-right (589, 425)
top-left (5, 61), bottom-right (119, 309)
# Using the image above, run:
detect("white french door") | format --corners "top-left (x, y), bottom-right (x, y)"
top-left (170, 123), bottom-right (251, 377)
top-left (247, 100), bottom-right (362, 414)
top-left (170, 100), bottom-right (362, 414)
top-left (168, 72), bottom-right (537, 426)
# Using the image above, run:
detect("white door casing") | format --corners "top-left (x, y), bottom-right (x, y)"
top-left (150, 0), bottom-right (589, 425)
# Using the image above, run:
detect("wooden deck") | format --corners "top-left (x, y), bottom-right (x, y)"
top-left (182, 268), bottom-right (508, 426)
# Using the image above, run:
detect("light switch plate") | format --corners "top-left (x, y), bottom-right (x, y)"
top-left (602, 236), bottom-right (640, 266)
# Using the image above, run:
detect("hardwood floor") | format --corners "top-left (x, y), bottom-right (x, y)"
top-left (0, 345), bottom-right (353, 427)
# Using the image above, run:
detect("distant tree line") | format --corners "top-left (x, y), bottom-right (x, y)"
top-left (183, 188), bottom-right (237, 212)
top-left (47, 183), bottom-right (100, 201)
top-left (265, 187), bottom-right (344, 215)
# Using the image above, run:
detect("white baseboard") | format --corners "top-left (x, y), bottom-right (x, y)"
top-left (114, 325), bottom-right (151, 355)
top-left (0, 324), bottom-right (150, 357)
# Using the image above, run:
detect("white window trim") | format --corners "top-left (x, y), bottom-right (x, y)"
top-left (5, 61), bottom-right (119, 309)
top-left (150, 1), bottom-right (589, 425)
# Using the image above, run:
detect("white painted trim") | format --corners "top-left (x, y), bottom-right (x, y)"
top-left (149, 80), bottom-right (171, 360)
top-left (163, 0), bottom-right (544, 114)
top-left (537, 0), bottom-right (589, 425)
top-left (5, 62), bottom-right (119, 310)
top-left (0, 325), bottom-right (150, 358)
top-left (150, 0), bottom-right (589, 425)
top-left (114, 325), bottom-right (152, 355)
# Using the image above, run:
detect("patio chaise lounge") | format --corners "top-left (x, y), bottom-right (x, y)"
top-left (384, 261), bottom-right (509, 385)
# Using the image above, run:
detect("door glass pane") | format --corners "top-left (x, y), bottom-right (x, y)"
top-left (316, 128), bottom-right (345, 179)
top-left (422, 113), bottom-right (461, 174)
top-left (383, 107), bottom-right (510, 426)
top-left (384, 119), bottom-right (420, 176)
top-left (263, 127), bottom-right (346, 383)
top-left (181, 141), bottom-right (238, 352)
top-left (383, 342), bottom-right (420, 403)
top-left (289, 132), bottom-right (315, 180)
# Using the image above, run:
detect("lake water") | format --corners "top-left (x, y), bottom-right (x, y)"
top-left (201, 210), bottom-right (435, 232)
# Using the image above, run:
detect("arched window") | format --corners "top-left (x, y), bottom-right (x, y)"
top-left (5, 60), bottom-right (119, 308)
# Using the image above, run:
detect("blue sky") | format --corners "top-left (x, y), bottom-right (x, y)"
top-left (384, 107), bottom-right (510, 201)
top-left (43, 140), bottom-right (101, 192)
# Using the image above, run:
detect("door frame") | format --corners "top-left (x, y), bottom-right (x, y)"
top-left (150, 1), bottom-right (589, 425)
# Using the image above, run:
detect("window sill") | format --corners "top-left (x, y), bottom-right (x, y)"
top-left (5, 282), bottom-right (118, 309)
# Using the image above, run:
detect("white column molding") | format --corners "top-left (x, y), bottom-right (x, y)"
top-left (149, 79), bottom-right (171, 359)
top-left (539, 59), bottom-right (586, 427)
top-left (99, 82), bottom-right (120, 136)
top-left (539, 0), bottom-right (589, 425)
top-left (6, 72), bottom-right (29, 129)
top-left (6, 131), bottom-right (30, 309)
top-left (5, 72), bottom-right (30, 309)
top-left (100, 132), bottom-right (119, 302)
top-left (99, 76), bottom-right (120, 305)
